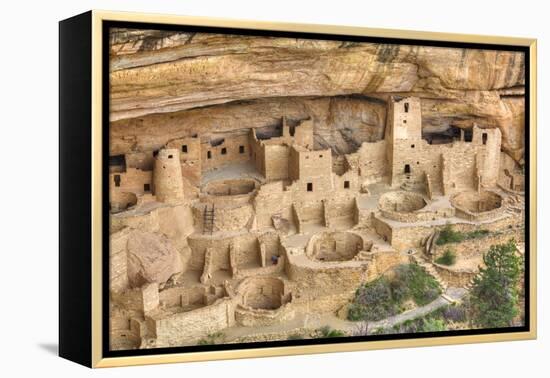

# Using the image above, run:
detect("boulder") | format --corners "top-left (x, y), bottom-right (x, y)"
top-left (126, 230), bottom-right (183, 288)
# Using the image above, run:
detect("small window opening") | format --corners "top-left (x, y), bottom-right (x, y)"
top-left (207, 151), bottom-right (212, 159)
top-left (482, 133), bottom-right (488, 145)
top-left (319, 154), bottom-right (323, 158)
top-left (221, 147), bottom-right (227, 155)
top-left (404, 102), bottom-right (409, 112)
top-left (411, 144), bottom-right (415, 148)
top-left (144, 184), bottom-right (150, 192)
top-left (182, 145), bottom-right (188, 153)
top-left (403, 119), bottom-right (407, 124)
top-left (168, 154), bottom-right (173, 159)
top-left (464, 128), bottom-right (473, 142)
top-left (404, 164), bottom-right (411, 174)
top-left (114, 175), bottom-right (121, 187)
top-left (289, 125), bottom-right (296, 137)
top-left (239, 145), bottom-right (245, 154)
top-left (307, 183), bottom-right (313, 192)
top-left (153, 150), bottom-right (159, 157)
top-left (344, 181), bottom-right (350, 189)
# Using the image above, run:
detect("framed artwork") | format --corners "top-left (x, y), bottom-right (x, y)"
top-left (59, 10), bottom-right (537, 368)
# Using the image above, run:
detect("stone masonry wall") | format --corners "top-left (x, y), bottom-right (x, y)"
top-left (201, 134), bottom-right (250, 172)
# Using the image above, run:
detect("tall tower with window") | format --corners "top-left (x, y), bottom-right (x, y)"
top-left (386, 96), bottom-right (422, 186)
top-left (153, 148), bottom-right (185, 204)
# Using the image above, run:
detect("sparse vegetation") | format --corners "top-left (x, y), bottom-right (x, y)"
top-left (470, 240), bottom-right (523, 328)
top-left (435, 248), bottom-right (457, 266)
top-left (348, 264), bottom-right (441, 321)
top-left (197, 331), bottom-right (226, 345)
top-left (316, 326), bottom-right (346, 338)
top-left (436, 225), bottom-right (489, 245)
top-left (465, 229), bottom-right (490, 239)
top-left (421, 318), bottom-right (446, 332)
top-left (373, 303), bottom-right (469, 335)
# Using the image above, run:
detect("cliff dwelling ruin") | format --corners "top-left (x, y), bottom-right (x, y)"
top-left (108, 29), bottom-right (526, 349)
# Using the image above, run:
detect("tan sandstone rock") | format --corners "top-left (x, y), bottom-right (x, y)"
top-left (126, 230), bottom-right (183, 288)
top-left (108, 30), bottom-right (525, 163)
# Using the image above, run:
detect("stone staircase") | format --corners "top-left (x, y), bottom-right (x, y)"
top-left (504, 194), bottom-right (525, 216)
top-left (411, 253), bottom-right (448, 293)
top-left (203, 205), bottom-right (215, 235)
top-left (354, 250), bottom-right (374, 261)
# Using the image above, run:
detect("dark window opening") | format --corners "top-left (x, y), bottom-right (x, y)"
top-left (289, 125), bottom-right (296, 137)
top-left (210, 138), bottom-right (225, 147)
top-left (109, 154), bottom-right (126, 167)
top-left (109, 154), bottom-right (126, 173)
top-left (168, 154), bottom-right (173, 159)
top-left (221, 147), bottom-right (227, 155)
top-left (404, 164), bottom-right (411, 174)
top-left (482, 133), bottom-right (488, 145)
top-left (464, 128), bottom-right (473, 142)
top-left (411, 144), bottom-right (415, 148)
top-left (417, 161), bottom-right (420, 165)
top-left (144, 184), bottom-right (150, 192)
top-left (319, 154), bottom-right (323, 158)
top-left (344, 181), bottom-right (350, 189)
top-left (403, 119), bottom-right (407, 124)
top-left (422, 126), bottom-right (461, 145)
top-left (404, 102), bottom-right (409, 113)
top-left (182, 145), bottom-right (188, 153)
top-left (207, 151), bottom-right (212, 159)
top-left (114, 175), bottom-right (121, 187)
top-left (153, 150), bottom-right (159, 157)
top-left (307, 183), bottom-right (313, 192)
top-left (239, 145), bottom-right (245, 154)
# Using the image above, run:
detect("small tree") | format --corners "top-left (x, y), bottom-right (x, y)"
top-left (470, 240), bottom-right (522, 328)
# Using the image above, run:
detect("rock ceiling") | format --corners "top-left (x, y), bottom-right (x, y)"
top-left (109, 28), bottom-right (526, 162)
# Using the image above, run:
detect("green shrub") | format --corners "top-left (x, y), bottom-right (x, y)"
top-left (435, 248), bottom-right (457, 266)
top-left (442, 304), bottom-right (468, 323)
top-left (391, 264), bottom-right (441, 306)
top-left (436, 225), bottom-right (489, 245)
top-left (317, 326), bottom-right (345, 338)
top-left (436, 225), bottom-right (464, 245)
top-left (471, 240), bottom-right (523, 328)
top-left (348, 277), bottom-right (399, 321)
top-left (348, 264), bottom-right (441, 321)
top-left (197, 331), bottom-right (225, 345)
top-left (421, 318), bottom-right (447, 332)
top-left (465, 229), bottom-right (490, 239)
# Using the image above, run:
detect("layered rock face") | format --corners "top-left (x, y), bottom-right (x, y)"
top-left (109, 28), bottom-right (525, 162)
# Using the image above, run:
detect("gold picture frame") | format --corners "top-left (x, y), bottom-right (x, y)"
top-left (59, 10), bottom-right (537, 368)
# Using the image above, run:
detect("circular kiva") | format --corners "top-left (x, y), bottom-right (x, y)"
top-left (307, 231), bottom-right (365, 262)
top-left (378, 191), bottom-right (427, 213)
top-left (241, 277), bottom-right (287, 310)
top-left (451, 190), bottom-right (503, 214)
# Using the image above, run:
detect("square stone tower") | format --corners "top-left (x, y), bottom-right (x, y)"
top-left (385, 96), bottom-right (422, 186)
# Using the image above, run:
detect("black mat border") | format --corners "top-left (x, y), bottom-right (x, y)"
top-left (101, 19), bottom-right (531, 359)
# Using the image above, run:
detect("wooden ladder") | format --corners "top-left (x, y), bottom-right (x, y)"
top-left (203, 204), bottom-right (215, 235)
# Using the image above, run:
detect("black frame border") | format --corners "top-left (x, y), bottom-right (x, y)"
top-left (101, 20), bottom-right (531, 359)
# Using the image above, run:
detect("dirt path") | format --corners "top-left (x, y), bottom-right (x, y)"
top-left (223, 287), bottom-right (467, 342)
